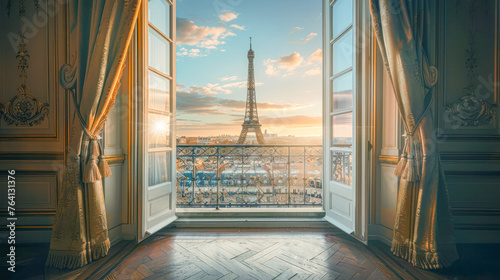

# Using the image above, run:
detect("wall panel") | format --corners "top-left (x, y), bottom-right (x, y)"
top-left (0, 0), bottom-right (65, 151)
top-left (438, 0), bottom-right (500, 140)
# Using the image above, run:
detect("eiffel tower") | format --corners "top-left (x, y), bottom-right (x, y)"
top-left (237, 38), bottom-right (265, 144)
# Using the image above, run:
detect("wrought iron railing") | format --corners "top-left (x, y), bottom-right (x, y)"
top-left (176, 145), bottom-right (323, 208)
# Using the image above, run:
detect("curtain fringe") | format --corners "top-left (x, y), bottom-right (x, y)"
top-left (92, 239), bottom-right (111, 260)
top-left (46, 250), bottom-right (88, 270)
top-left (45, 239), bottom-right (111, 270)
top-left (391, 239), bottom-right (457, 269)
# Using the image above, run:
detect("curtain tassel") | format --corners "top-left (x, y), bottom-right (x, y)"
top-left (402, 136), bottom-right (420, 182)
top-left (98, 155), bottom-right (112, 178)
top-left (97, 141), bottom-right (112, 178)
top-left (83, 140), bottom-right (102, 183)
top-left (394, 135), bottom-right (409, 177)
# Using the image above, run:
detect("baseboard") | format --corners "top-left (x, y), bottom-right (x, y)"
top-left (108, 225), bottom-right (123, 246)
top-left (122, 224), bottom-right (137, 240)
top-left (368, 224), bottom-right (393, 246)
top-left (455, 229), bottom-right (500, 243)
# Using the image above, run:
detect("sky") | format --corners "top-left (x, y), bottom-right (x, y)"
top-left (176, 0), bottom-right (323, 137)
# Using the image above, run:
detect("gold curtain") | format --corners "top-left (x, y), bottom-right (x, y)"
top-left (369, 0), bottom-right (459, 269)
top-left (47, 0), bottom-right (141, 269)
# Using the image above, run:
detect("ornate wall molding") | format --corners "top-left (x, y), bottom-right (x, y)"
top-left (443, 0), bottom-right (498, 128)
top-left (104, 154), bottom-right (126, 165)
top-left (440, 152), bottom-right (500, 161)
top-left (378, 155), bottom-right (399, 165)
top-left (0, 2), bottom-right (49, 127)
top-left (0, 152), bottom-right (63, 161)
top-left (438, 0), bottom-right (500, 138)
top-left (0, 92), bottom-right (49, 126)
top-left (444, 90), bottom-right (497, 127)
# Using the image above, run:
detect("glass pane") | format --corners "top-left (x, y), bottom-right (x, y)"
top-left (148, 0), bottom-right (171, 37)
top-left (149, 71), bottom-right (170, 112)
top-left (331, 0), bottom-right (353, 39)
top-left (149, 152), bottom-right (169, 186)
top-left (149, 27), bottom-right (170, 75)
top-left (331, 112), bottom-right (352, 146)
top-left (332, 29), bottom-right (353, 75)
top-left (332, 71), bottom-right (353, 111)
top-left (331, 150), bottom-right (352, 185)
top-left (149, 113), bottom-right (170, 149)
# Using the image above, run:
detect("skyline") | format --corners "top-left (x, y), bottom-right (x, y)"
top-left (176, 0), bottom-right (323, 137)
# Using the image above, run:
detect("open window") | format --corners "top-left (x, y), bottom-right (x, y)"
top-left (138, 0), bottom-right (177, 241)
top-left (323, 0), bottom-right (370, 243)
top-left (135, 0), bottom-right (370, 243)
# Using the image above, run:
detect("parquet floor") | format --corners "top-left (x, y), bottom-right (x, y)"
top-left (105, 228), bottom-right (394, 280)
top-left (3, 226), bottom-right (500, 279)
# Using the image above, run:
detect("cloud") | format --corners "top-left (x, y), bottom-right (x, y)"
top-left (219, 11), bottom-right (238, 22)
top-left (188, 85), bottom-right (219, 95)
top-left (300, 32), bottom-right (318, 44)
top-left (277, 52), bottom-right (304, 69)
top-left (177, 47), bottom-right (206, 57)
top-left (230, 24), bottom-right (245, 30)
top-left (306, 49), bottom-right (322, 64)
top-left (264, 52), bottom-right (304, 76)
top-left (304, 67), bottom-right (321, 76)
top-left (220, 81), bottom-right (252, 89)
top-left (177, 87), bottom-right (307, 116)
top-left (264, 63), bottom-right (278, 76)
top-left (219, 76), bottom-right (238, 81)
top-left (290, 32), bottom-right (318, 45)
top-left (260, 115), bottom-right (322, 127)
top-left (289, 27), bottom-right (304, 34)
top-left (177, 17), bottom-right (236, 49)
top-left (178, 80), bottom-right (263, 96)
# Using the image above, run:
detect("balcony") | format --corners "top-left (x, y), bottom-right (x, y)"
top-left (176, 145), bottom-right (323, 209)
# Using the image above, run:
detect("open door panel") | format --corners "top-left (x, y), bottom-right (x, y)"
top-left (323, 0), bottom-right (369, 244)
top-left (138, 0), bottom-right (177, 242)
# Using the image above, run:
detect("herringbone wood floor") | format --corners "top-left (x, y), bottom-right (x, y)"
top-left (5, 227), bottom-right (500, 279)
top-left (106, 228), bottom-right (394, 280)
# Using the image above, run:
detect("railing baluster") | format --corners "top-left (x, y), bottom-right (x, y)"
top-left (287, 146), bottom-right (291, 206)
top-left (192, 152), bottom-right (195, 206)
top-left (303, 146), bottom-right (306, 205)
top-left (271, 151), bottom-right (275, 204)
top-left (241, 147), bottom-right (244, 206)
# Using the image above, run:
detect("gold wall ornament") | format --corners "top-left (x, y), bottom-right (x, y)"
top-left (0, 1), bottom-right (49, 126)
top-left (0, 91), bottom-right (49, 126)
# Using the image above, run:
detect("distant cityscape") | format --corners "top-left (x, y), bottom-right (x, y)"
top-left (177, 130), bottom-right (322, 145)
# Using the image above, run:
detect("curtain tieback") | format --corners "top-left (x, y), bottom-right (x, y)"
top-left (64, 79), bottom-right (112, 183)
top-left (83, 139), bottom-right (111, 183)
top-left (395, 134), bottom-right (421, 182)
